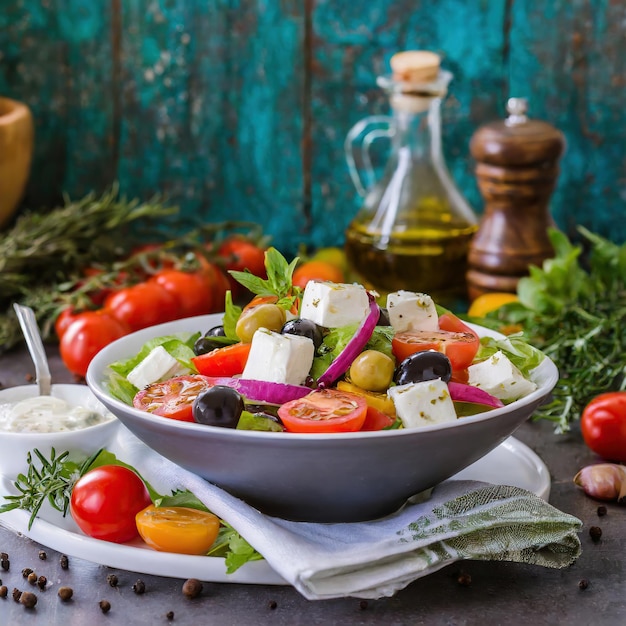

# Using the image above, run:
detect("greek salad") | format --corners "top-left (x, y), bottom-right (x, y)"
top-left (106, 248), bottom-right (545, 434)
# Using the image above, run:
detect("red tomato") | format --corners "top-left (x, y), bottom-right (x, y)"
top-left (292, 261), bottom-right (344, 289)
top-left (218, 237), bottom-right (267, 277)
top-left (392, 326), bottom-right (479, 372)
top-left (218, 237), bottom-right (267, 296)
top-left (105, 281), bottom-right (180, 331)
top-left (192, 343), bottom-right (252, 377)
top-left (70, 466), bottom-right (152, 543)
top-left (55, 307), bottom-right (79, 340)
top-left (195, 255), bottom-right (231, 312)
top-left (152, 270), bottom-right (213, 318)
top-left (60, 310), bottom-right (130, 377)
top-left (361, 405), bottom-right (396, 431)
top-left (581, 392), bottom-right (626, 462)
top-left (133, 374), bottom-right (214, 422)
top-left (277, 389), bottom-right (368, 433)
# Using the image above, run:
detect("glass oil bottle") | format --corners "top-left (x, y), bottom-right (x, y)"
top-left (344, 51), bottom-right (478, 307)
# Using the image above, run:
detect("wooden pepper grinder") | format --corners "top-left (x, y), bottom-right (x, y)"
top-left (466, 98), bottom-right (566, 300)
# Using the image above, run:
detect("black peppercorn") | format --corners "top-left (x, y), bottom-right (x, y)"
top-left (37, 576), bottom-right (47, 591)
top-left (107, 573), bottom-right (119, 587)
top-left (99, 599), bottom-right (111, 613)
top-left (58, 586), bottom-right (73, 602)
top-left (589, 526), bottom-right (602, 542)
top-left (359, 600), bottom-right (368, 610)
top-left (0, 553), bottom-right (7, 560)
top-left (1, 558), bottom-right (9, 571)
top-left (597, 505), bottom-right (607, 517)
top-left (182, 578), bottom-right (202, 599)
top-left (132, 579), bottom-right (146, 594)
top-left (20, 591), bottom-right (37, 609)
top-left (21, 567), bottom-right (33, 578)
top-left (0, 585), bottom-right (7, 598)
top-left (166, 611), bottom-right (175, 620)
top-left (457, 571), bottom-right (472, 587)
top-left (27, 571), bottom-right (38, 585)
top-left (12, 588), bottom-right (21, 602)
top-left (60, 554), bottom-right (69, 569)
top-left (268, 600), bottom-right (278, 610)
top-left (579, 578), bottom-right (589, 590)
top-left (38, 550), bottom-right (47, 560)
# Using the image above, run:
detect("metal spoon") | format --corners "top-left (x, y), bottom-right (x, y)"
top-left (13, 303), bottom-right (52, 396)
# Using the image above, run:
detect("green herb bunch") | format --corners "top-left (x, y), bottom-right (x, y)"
top-left (476, 227), bottom-right (626, 433)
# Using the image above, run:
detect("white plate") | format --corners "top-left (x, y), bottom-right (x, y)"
top-left (0, 434), bottom-right (549, 585)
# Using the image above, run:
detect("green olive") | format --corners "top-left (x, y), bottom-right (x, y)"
top-left (349, 350), bottom-right (395, 392)
top-left (235, 304), bottom-right (286, 343)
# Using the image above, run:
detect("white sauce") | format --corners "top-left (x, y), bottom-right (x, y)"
top-left (0, 396), bottom-right (114, 433)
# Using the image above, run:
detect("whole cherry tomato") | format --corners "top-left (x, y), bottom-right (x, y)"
top-left (54, 307), bottom-right (79, 340)
top-left (217, 237), bottom-right (267, 296)
top-left (581, 392), bottom-right (626, 462)
top-left (105, 281), bottom-right (180, 331)
top-left (152, 270), bottom-right (213, 318)
top-left (70, 465), bottom-right (152, 543)
top-left (60, 310), bottom-right (130, 377)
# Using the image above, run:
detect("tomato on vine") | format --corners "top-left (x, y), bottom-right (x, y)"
top-left (152, 269), bottom-right (213, 318)
top-left (60, 310), bottom-right (130, 377)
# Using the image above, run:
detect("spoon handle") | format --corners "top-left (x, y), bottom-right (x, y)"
top-left (13, 304), bottom-right (52, 396)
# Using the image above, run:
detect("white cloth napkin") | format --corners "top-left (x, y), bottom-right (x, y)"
top-left (119, 432), bottom-right (582, 601)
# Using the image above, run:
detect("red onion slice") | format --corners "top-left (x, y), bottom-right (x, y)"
top-left (202, 377), bottom-right (311, 405)
top-left (448, 381), bottom-right (504, 408)
top-left (316, 292), bottom-right (380, 388)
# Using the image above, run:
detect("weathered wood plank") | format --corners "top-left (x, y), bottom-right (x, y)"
top-left (117, 0), bottom-right (307, 253)
top-left (509, 0), bottom-right (626, 243)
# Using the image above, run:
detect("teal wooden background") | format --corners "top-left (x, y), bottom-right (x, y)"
top-left (1, 0), bottom-right (625, 255)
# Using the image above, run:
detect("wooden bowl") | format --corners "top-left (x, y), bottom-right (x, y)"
top-left (0, 97), bottom-right (34, 228)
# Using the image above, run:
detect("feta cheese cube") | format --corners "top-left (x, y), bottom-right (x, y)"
top-left (467, 350), bottom-right (537, 401)
top-left (388, 378), bottom-right (456, 429)
top-left (241, 328), bottom-right (314, 386)
top-left (299, 281), bottom-right (369, 328)
top-left (127, 345), bottom-right (189, 389)
top-left (386, 291), bottom-right (438, 332)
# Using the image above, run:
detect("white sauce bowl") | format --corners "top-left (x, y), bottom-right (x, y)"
top-left (0, 384), bottom-right (120, 480)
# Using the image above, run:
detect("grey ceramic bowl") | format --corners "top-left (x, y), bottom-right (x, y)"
top-left (87, 313), bottom-right (558, 523)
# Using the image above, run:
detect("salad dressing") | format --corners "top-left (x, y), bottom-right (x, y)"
top-left (0, 396), bottom-right (113, 433)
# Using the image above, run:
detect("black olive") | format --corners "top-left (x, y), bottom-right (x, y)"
top-left (192, 386), bottom-right (244, 428)
top-left (394, 351), bottom-right (452, 386)
top-left (377, 307), bottom-right (391, 326)
top-left (281, 318), bottom-right (324, 351)
top-left (193, 325), bottom-right (227, 355)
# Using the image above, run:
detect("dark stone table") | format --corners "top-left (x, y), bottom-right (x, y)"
top-left (1, 345), bottom-right (624, 625)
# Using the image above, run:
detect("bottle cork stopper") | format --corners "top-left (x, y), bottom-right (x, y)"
top-left (390, 51), bottom-right (441, 84)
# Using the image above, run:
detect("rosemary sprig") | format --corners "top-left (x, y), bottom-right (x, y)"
top-left (0, 447), bottom-right (103, 529)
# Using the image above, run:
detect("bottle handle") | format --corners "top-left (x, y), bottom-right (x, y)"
top-left (344, 115), bottom-right (394, 197)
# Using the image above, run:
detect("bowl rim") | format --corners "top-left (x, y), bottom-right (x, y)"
top-left (0, 383), bottom-right (118, 438)
top-left (86, 313), bottom-right (559, 442)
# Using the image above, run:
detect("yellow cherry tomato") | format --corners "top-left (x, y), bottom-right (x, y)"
top-left (135, 505), bottom-right (220, 555)
top-left (336, 380), bottom-right (396, 417)
top-left (467, 292), bottom-right (519, 317)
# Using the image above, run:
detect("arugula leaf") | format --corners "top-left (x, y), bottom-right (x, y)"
top-left (222, 290), bottom-right (242, 341)
top-left (208, 523), bottom-right (263, 573)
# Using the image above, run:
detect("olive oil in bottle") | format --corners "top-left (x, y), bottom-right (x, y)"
top-left (344, 51), bottom-right (477, 308)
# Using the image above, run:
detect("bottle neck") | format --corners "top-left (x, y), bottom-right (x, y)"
top-left (389, 95), bottom-right (443, 161)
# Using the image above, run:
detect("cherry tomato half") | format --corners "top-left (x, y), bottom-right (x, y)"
top-left (581, 392), bottom-right (626, 463)
top-left (70, 466), bottom-right (152, 543)
top-left (60, 310), bottom-right (130, 377)
top-left (277, 389), bottom-right (368, 433)
top-left (392, 314), bottom-right (479, 372)
top-left (133, 374), bottom-right (214, 422)
top-left (136, 505), bottom-right (220, 555)
top-left (192, 343), bottom-right (252, 377)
